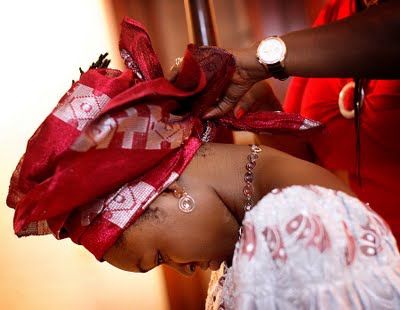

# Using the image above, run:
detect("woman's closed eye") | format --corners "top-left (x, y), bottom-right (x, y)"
top-left (157, 252), bottom-right (165, 266)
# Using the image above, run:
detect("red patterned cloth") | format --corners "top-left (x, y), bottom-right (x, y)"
top-left (284, 0), bottom-right (400, 242)
top-left (7, 17), bottom-right (320, 260)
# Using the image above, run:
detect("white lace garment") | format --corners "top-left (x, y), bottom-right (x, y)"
top-left (206, 185), bottom-right (400, 310)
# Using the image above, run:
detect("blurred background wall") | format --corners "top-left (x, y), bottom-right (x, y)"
top-left (0, 1), bottom-right (168, 310)
top-left (0, 1), bottom-right (327, 309)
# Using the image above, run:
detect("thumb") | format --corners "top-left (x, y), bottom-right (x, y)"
top-left (202, 96), bottom-right (237, 119)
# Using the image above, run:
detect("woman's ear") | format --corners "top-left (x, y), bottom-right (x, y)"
top-left (166, 181), bottom-right (183, 193)
top-left (167, 181), bottom-right (196, 213)
top-left (167, 181), bottom-right (188, 199)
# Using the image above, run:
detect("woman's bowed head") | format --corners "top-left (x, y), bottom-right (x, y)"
top-left (103, 143), bottom-right (352, 275)
top-left (6, 17), bottom-right (328, 266)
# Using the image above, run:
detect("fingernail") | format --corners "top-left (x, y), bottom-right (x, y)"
top-left (235, 108), bottom-right (245, 119)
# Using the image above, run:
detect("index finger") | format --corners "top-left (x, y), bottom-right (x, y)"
top-left (166, 57), bottom-right (183, 82)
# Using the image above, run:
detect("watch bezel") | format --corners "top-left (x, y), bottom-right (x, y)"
top-left (256, 36), bottom-right (288, 80)
top-left (256, 36), bottom-right (287, 65)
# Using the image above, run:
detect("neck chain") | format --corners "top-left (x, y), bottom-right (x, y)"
top-left (243, 144), bottom-right (261, 211)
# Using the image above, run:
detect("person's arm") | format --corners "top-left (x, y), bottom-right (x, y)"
top-left (203, 0), bottom-right (400, 119)
top-left (283, 0), bottom-right (400, 78)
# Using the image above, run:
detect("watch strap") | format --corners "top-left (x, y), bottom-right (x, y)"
top-left (266, 62), bottom-right (289, 81)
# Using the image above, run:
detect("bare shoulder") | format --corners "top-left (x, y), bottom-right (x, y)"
top-left (258, 145), bottom-right (354, 197)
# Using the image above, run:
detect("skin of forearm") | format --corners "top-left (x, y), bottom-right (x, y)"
top-left (281, 0), bottom-right (400, 79)
top-left (205, 1), bottom-right (399, 118)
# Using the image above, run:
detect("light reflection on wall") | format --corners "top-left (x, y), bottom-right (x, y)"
top-left (0, 1), bottom-right (168, 309)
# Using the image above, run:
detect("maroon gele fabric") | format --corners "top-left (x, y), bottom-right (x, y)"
top-left (7, 17), bottom-right (320, 260)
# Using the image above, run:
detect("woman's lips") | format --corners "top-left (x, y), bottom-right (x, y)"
top-left (198, 262), bottom-right (208, 270)
top-left (197, 260), bottom-right (223, 271)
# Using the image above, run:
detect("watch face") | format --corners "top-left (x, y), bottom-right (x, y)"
top-left (257, 37), bottom-right (286, 64)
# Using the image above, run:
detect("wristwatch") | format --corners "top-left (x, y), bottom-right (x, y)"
top-left (256, 36), bottom-right (289, 81)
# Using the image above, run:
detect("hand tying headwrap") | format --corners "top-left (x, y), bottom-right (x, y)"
top-left (7, 17), bottom-right (320, 260)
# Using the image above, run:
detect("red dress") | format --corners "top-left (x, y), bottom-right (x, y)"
top-left (284, 0), bottom-right (400, 241)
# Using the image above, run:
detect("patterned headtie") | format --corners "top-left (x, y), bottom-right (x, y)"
top-left (7, 17), bottom-right (320, 260)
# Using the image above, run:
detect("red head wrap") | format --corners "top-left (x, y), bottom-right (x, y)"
top-left (7, 17), bottom-right (320, 260)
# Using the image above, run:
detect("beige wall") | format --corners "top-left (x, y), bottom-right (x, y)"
top-left (0, 1), bottom-right (168, 309)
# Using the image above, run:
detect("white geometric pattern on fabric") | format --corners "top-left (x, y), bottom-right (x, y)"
top-left (102, 181), bottom-right (155, 228)
top-left (53, 84), bottom-right (110, 131)
top-left (117, 107), bottom-right (148, 149)
top-left (79, 172), bottom-right (180, 229)
top-left (146, 105), bottom-right (190, 149)
top-left (68, 103), bottom-right (191, 151)
top-left (71, 116), bottom-right (118, 151)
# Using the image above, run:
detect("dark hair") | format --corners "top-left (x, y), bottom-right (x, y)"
top-left (113, 204), bottom-right (166, 249)
top-left (136, 203), bottom-right (166, 224)
top-left (195, 143), bottom-right (211, 158)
